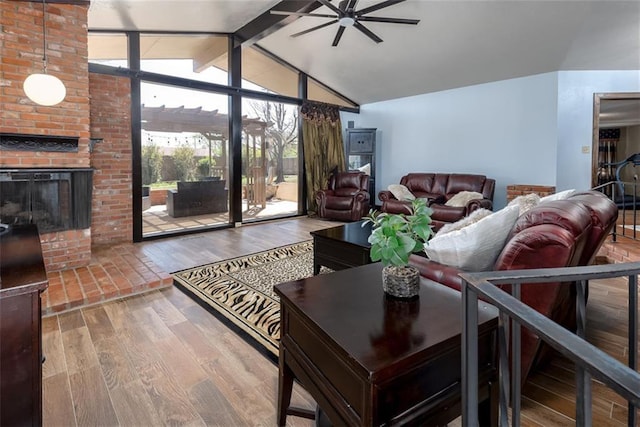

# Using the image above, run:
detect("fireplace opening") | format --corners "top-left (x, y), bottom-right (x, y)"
top-left (0, 169), bottom-right (93, 233)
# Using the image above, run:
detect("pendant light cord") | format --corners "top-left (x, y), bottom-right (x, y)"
top-left (41, 0), bottom-right (48, 74)
top-left (23, 0), bottom-right (66, 106)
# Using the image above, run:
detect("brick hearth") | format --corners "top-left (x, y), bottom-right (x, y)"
top-left (41, 243), bottom-right (172, 316)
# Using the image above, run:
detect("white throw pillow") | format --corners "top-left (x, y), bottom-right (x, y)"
top-left (539, 189), bottom-right (576, 203)
top-left (388, 184), bottom-right (415, 201)
top-left (507, 193), bottom-right (540, 215)
top-left (425, 204), bottom-right (520, 271)
top-left (357, 163), bottom-right (371, 175)
top-left (437, 208), bottom-right (492, 235)
top-left (445, 191), bottom-right (484, 207)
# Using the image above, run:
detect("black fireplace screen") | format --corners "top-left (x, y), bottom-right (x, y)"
top-left (0, 169), bottom-right (92, 233)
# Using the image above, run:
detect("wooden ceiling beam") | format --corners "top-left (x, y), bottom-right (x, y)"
top-left (9, 0), bottom-right (90, 4)
top-left (234, 0), bottom-right (321, 46)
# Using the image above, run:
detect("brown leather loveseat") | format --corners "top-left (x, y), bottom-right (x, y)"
top-left (378, 173), bottom-right (495, 231)
top-left (409, 190), bottom-right (618, 382)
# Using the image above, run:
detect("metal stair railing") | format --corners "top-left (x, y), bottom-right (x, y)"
top-left (460, 262), bottom-right (640, 427)
top-left (594, 181), bottom-right (640, 241)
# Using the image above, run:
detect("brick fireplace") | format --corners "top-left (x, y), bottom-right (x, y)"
top-left (1, 2), bottom-right (132, 272)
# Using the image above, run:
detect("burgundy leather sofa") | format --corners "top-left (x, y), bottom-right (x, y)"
top-left (409, 190), bottom-right (618, 382)
top-left (378, 173), bottom-right (495, 231)
top-left (316, 171), bottom-right (370, 222)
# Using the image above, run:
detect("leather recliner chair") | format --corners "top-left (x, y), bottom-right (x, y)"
top-left (316, 171), bottom-right (370, 221)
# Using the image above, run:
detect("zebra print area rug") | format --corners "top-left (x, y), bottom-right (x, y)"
top-left (172, 241), bottom-right (316, 357)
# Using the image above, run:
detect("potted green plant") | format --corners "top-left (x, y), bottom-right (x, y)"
top-left (363, 198), bottom-right (434, 298)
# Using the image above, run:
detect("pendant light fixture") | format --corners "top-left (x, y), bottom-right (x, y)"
top-left (23, 0), bottom-right (66, 106)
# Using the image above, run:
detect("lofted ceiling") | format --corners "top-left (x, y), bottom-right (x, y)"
top-left (87, 0), bottom-right (640, 106)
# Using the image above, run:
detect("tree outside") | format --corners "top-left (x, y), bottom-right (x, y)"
top-left (141, 143), bottom-right (163, 185)
top-left (247, 100), bottom-right (298, 183)
top-left (173, 144), bottom-right (198, 182)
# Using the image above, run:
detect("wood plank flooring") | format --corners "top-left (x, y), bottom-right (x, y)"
top-left (41, 216), bottom-right (639, 426)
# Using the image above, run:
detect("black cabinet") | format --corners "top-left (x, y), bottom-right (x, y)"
top-left (0, 224), bottom-right (48, 427)
top-left (345, 128), bottom-right (376, 201)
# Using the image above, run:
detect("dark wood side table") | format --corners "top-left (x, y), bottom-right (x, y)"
top-left (275, 263), bottom-right (499, 427)
top-left (310, 220), bottom-right (373, 274)
top-left (1, 224), bottom-right (48, 426)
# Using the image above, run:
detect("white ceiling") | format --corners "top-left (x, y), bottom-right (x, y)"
top-left (88, 0), bottom-right (281, 33)
top-left (88, 0), bottom-right (640, 106)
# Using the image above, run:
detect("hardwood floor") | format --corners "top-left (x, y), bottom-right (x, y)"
top-left (43, 287), bottom-right (316, 427)
top-left (139, 217), bottom-right (334, 273)
top-left (41, 216), bottom-right (639, 426)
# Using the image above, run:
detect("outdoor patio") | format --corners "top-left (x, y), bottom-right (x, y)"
top-left (142, 198), bottom-right (299, 236)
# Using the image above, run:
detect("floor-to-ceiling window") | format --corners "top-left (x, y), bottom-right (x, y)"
top-left (240, 47), bottom-right (301, 221)
top-left (140, 83), bottom-right (231, 237)
top-left (137, 35), bottom-right (233, 237)
top-left (241, 98), bottom-right (300, 221)
top-left (88, 31), bottom-right (357, 241)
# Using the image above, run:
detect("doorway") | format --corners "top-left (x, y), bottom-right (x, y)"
top-left (591, 93), bottom-right (640, 188)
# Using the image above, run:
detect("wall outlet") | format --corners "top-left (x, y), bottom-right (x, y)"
top-left (582, 146), bottom-right (590, 154)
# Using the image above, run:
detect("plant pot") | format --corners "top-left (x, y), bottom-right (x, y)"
top-left (382, 265), bottom-right (420, 299)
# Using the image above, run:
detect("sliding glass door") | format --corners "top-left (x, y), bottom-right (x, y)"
top-left (140, 82), bottom-right (230, 237)
top-left (241, 98), bottom-right (300, 222)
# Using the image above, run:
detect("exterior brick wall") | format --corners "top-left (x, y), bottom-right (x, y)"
top-left (506, 184), bottom-right (556, 202)
top-left (1, 1), bottom-right (92, 270)
top-left (89, 74), bottom-right (133, 246)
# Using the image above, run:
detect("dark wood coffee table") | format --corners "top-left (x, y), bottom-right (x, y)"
top-left (310, 220), bottom-right (373, 274)
top-left (274, 263), bottom-right (499, 426)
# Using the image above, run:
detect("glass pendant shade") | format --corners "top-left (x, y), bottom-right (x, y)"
top-left (23, 73), bottom-right (66, 106)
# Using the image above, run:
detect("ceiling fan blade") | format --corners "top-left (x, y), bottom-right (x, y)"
top-left (356, 0), bottom-right (405, 16)
top-left (332, 26), bottom-right (346, 46)
top-left (353, 21), bottom-right (383, 43)
top-left (358, 16), bottom-right (419, 25)
top-left (345, 0), bottom-right (359, 12)
top-left (290, 19), bottom-right (339, 37)
top-left (316, 0), bottom-right (344, 15)
top-left (270, 11), bottom-right (338, 19)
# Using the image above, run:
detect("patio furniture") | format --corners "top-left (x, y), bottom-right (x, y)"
top-left (167, 180), bottom-right (228, 217)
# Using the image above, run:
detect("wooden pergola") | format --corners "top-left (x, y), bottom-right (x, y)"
top-left (141, 105), bottom-right (269, 209)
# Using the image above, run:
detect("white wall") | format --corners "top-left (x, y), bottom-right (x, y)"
top-left (342, 72), bottom-right (559, 208)
top-left (342, 70), bottom-right (640, 209)
top-left (556, 71), bottom-right (640, 191)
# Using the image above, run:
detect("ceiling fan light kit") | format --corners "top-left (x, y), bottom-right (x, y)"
top-left (272, 0), bottom-right (419, 47)
top-left (339, 16), bottom-right (355, 27)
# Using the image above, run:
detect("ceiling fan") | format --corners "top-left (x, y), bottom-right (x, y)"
top-left (271, 0), bottom-right (419, 47)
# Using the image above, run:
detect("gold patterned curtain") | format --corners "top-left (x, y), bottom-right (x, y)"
top-left (301, 101), bottom-right (346, 214)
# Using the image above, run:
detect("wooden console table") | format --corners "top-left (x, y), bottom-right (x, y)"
top-left (0, 224), bottom-right (48, 426)
top-left (275, 263), bottom-right (499, 426)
